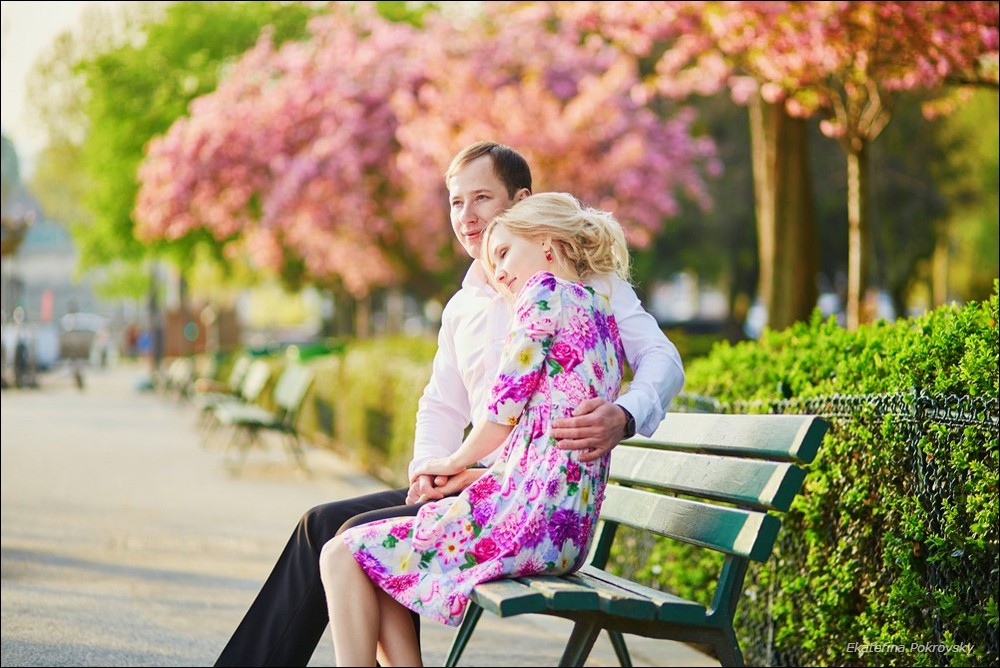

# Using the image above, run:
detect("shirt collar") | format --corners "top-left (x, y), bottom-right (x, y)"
top-left (461, 260), bottom-right (499, 297)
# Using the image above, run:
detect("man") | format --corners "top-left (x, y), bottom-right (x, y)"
top-left (214, 141), bottom-right (684, 666)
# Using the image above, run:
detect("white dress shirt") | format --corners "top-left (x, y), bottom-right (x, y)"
top-left (409, 261), bottom-right (685, 478)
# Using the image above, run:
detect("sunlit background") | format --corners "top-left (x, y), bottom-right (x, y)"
top-left (2, 0), bottom-right (997, 382)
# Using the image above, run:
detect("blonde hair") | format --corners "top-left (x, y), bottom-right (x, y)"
top-left (481, 192), bottom-right (631, 283)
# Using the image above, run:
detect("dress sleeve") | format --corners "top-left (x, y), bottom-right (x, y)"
top-left (486, 272), bottom-right (561, 426)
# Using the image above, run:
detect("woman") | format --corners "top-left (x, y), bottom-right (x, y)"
top-left (319, 192), bottom-right (631, 666)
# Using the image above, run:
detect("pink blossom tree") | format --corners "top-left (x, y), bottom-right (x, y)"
top-left (135, 5), bottom-right (424, 298)
top-left (134, 2), bottom-right (720, 309)
top-left (560, 0), bottom-right (999, 329)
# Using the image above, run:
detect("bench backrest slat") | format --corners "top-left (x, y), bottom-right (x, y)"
top-left (239, 361), bottom-right (272, 403)
top-left (598, 484), bottom-right (782, 562)
top-left (609, 446), bottom-right (807, 512)
top-left (630, 413), bottom-right (828, 464)
top-left (226, 355), bottom-right (252, 393)
top-left (273, 365), bottom-right (314, 417)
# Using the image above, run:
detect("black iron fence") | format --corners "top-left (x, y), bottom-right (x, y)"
top-left (612, 390), bottom-right (999, 667)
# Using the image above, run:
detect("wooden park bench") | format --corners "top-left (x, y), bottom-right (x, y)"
top-left (444, 412), bottom-right (829, 667)
top-left (192, 354), bottom-right (253, 425)
top-left (211, 363), bottom-right (315, 473)
top-left (160, 357), bottom-right (196, 402)
top-left (198, 358), bottom-right (271, 443)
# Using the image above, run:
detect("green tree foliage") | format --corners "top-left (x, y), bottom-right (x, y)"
top-left (30, 1), bottom-right (317, 297)
top-left (631, 93), bottom-right (759, 340)
top-left (935, 90), bottom-right (1000, 303)
top-left (870, 93), bottom-right (955, 315)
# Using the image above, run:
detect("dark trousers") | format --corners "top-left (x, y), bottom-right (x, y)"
top-left (214, 487), bottom-right (422, 667)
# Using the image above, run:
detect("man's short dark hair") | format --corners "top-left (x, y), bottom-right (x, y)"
top-left (445, 141), bottom-right (532, 197)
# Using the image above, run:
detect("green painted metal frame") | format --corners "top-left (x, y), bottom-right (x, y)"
top-left (443, 413), bottom-right (829, 667)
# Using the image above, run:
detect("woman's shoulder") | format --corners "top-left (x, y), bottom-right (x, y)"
top-left (513, 272), bottom-right (561, 320)
top-left (523, 271), bottom-right (605, 305)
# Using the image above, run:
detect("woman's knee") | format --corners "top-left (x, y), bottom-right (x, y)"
top-left (318, 536), bottom-right (353, 581)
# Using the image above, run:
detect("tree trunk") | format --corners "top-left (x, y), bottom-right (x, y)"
top-left (932, 225), bottom-right (950, 307)
top-left (355, 293), bottom-right (371, 340)
top-left (749, 95), bottom-right (819, 332)
top-left (845, 143), bottom-right (872, 331)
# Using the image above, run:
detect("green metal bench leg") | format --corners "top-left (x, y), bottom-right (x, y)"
top-left (225, 427), bottom-right (259, 473)
top-left (559, 619), bottom-right (602, 667)
top-left (608, 630), bottom-right (633, 667)
top-left (444, 602), bottom-right (484, 667)
top-left (284, 433), bottom-right (310, 473)
top-left (714, 627), bottom-right (745, 667)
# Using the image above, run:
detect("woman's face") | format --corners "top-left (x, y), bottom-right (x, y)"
top-left (487, 224), bottom-right (550, 295)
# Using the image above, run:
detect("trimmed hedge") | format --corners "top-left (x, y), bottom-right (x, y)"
top-left (607, 283), bottom-right (998, 666)
top-left (309, 336), bottom-right (436, 487)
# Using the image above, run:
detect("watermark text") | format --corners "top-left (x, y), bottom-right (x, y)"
top-left (846, 642), bottom-right (973, 656)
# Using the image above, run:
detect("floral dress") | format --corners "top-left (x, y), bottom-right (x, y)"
top-left (340, 270), bottom-right (625, 626)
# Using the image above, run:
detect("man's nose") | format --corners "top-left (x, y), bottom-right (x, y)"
top-left (460, 200), bottom-right (476, 222)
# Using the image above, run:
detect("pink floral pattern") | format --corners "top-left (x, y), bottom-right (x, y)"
top-left (340, 271), bottom-right (625, 626)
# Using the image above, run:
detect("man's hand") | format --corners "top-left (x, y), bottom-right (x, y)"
top-left (551, 398), bottom-right (627, 463)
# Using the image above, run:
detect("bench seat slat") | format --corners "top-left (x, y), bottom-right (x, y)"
top-left (610, 446), bottom-right (807, 512)
top-left (562, 571), bottom-right (679, 621)
top-left (514, 576), bottom-right (603, 611)
top-left (469, 579), bottom-right (547, 617)
top-left (486, 570), bottom-right (703, 623)
top-left (600, 485), bottom-right (782, 562)
top-left (215, 405), bottom-right (277, 426)
top-left (630, 413), bottom-right (828, 465)
top-left (570, 566), bottom-right (706, 625)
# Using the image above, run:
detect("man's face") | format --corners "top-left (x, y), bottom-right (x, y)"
top-left (448, 155), bottom-right (520, 260)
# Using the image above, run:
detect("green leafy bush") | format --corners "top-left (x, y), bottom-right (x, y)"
top-left (319, 336), bottom-right (436, 486)
top-left (610, 283), bottom-right (998, 666)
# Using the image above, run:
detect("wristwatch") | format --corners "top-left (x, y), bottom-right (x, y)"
top-left (619, 405), bottom-right (637, 440)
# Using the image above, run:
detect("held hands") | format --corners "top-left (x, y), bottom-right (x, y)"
top-left (405, 467), bottom-right (488, 505)
top-left (406, 474), bottom-right (443, 505)
top-left (551, 398), bottom-right (627, 463)
top-left (405, 458), bottom-right (458, 505)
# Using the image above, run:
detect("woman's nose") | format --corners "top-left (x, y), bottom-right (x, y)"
top-left (495, 268), bottom-right (507, 283)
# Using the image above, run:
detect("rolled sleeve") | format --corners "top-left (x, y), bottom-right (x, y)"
top-left (605, 277), bottom-right (685, 436)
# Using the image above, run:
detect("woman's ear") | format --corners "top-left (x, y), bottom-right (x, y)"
top-left (540, 237), bottom-right (556, 262)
